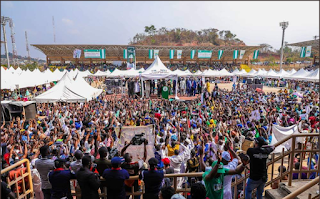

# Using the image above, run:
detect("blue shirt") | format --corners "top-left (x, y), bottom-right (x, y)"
top-left (139, 169), bottom-right (164, 194)
top-left (102, 168), bottom-right (129, 199)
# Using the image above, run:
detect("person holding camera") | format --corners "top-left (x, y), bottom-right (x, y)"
top-left (245, 137), bottom-right (275, 199)
top-left (120, 138), bottom-right (148, 199)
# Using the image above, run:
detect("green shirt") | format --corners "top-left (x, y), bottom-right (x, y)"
top-left (202, 168), bottom-right (229, 199)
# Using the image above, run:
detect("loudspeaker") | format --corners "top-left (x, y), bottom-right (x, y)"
top-left (247, 79), bottom-right (252, 84)
top-left (254, 79), bottom-right (261, 84)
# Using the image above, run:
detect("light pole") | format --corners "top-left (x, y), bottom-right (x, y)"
top-left (1, 16), bottom-right (10, 68)
top-left (279, 21), bottom-right (289, 71)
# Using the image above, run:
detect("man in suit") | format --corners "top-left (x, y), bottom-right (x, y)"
top-left (76, 155), bottom-right (101, 199)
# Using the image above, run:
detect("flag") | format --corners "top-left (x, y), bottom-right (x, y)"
top-left (169, 49), bottom-right (174, 59)
top-left (73, 49), bottom-right (81, 58)
top-left (123, 49), bottom-right (127, 59)
top-left (177, 50), bottom-right (182, 59)
top-left (154, 50), bottom-right (159, 58)
top-left (100, 49), bottom-right (106, 59)
top-left (305, 46), bottom-right (312, 57)
top-left (218, 50), bottom-right (223, 60)
top-left (149, 49), bottom-right (153, 59)
top-left (253, 50), bottom-right (259, 59)
top-left (300, 47), bottom-right (306, 58)
top-left (239, 50), bottom-right (246, 59)
top-left (190, 50), bottom-right (196, 59)
top-left (233, 50), bottom-right (239, 59)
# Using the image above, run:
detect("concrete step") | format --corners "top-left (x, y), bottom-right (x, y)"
top-left (265, 188), bottom-right (289, 199)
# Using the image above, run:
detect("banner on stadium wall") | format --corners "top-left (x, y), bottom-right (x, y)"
top-left (123, 49), bottom-right (127, 59)
top-left (149, 49), bottom-right (153, 59)
top-left (177, 50), bottom-right (182, 59)
top-left (253, 50), bottom-right (259, 59)
top-left (190, 50), bottom-right (196, 59)
top-left (198, 50), bottom-right (212, 59)
top-left (114, 125), bottom-right (155, 162)
top-left (240, 64), bottom-right (251, 72)
top-left (169, 49), bottom-right (174, 59)
top-left (239, 50), bottom-right (246, 59)
top-left (154, 50), bottom-right (159, 58)
top-left (84, 49), bottom-right (106, 59)
top-left (127, 46), bottom-right (135, 62)
top-left (218, 50), bottom-right (223, 60)
top-left (233, 50), bottom-right (239, 59)
top-left (73, 49), bottom-right (81, 58)
top-left (305, 46), bottom-right (312, 57)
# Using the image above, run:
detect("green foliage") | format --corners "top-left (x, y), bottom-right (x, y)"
top-left (131, 27), bottom-right (244, 46)
top-left (251, 59), bottom-right (260, 63)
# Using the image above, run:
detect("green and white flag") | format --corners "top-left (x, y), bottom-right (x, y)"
top-left (300, 47), bottom-right (306, 58)
top-left (149, 49), bottom-right (154, 59)
top-left (218, 50), bottom-right (223, 60)
top-left (233, 50), bottom-right (239, 59)
top-left (198, 50), bottom-right (212, 59)
top-left (239, 50), bottom-right (246, 59)
top-left (169, 49), bottom-right (174, 59)
top-left (253, 50), bottom-right (259, 59)
top-left (305, 46), bottom-right (312, 57)
top-left (177, 50), bottom-right (182, 59)
top-left (123, 49), bottom-right (127, 59)
top-left (190, 50), bottom-right (196, 59)
top-left (154, 50), bottom-right (159, 58)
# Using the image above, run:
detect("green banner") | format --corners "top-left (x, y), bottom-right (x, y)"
top-left (127, 46), bottom-right (135, 62)
top-left (123, 49), bottom-right (127, 59)
top-left (300, 47), bottom-right (306, 58)
top-left (84, 49), bottom-right (105, 59)
top-left (162, 86), bottom-right (169, 99)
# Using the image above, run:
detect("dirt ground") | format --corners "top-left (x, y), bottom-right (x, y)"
top-left (214, 82), bottom-right (281, 93)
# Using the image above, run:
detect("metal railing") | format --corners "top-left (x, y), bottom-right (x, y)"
top-left (1, 159), bottom-right (34, 199)
top-left (2, 133), bottom-right (319, 199)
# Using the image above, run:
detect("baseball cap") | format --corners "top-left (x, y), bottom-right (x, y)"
top-left (162, 158), bottom-right (170, 165)
top-left (222, 151), bottom-right (231, 162)
top-left (211, 161), bottom-right (226, 174)
top-left (255, 137), bottom-right (267, 147)
top-left (111, 157), bottom-right (122, 165)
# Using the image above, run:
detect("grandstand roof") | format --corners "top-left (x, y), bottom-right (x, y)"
top-left (288, 39), bottom-right (319, 54)
top-left (31, 44), bottom-right (261, 62)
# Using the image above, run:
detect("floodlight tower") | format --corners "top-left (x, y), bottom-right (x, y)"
top-left (279, 21), bottom-right (289, 71)
top-left (52, 16), bottom-right (56, 43)
top-left (1, 16), bottom-right (10, 68)
top-left (9, 18), bottom-right (18, 67)
top-left (25, 31), bottom-right (31, 63)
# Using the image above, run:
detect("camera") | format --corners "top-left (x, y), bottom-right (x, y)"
top-left (131, 133), bottom-right (146, 145)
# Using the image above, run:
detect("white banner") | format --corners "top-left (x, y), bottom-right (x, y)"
top-left (239, 50), bottom-right (246, 59)
top-left (305, 46), bottom-right (312, 57)
top-left (198, 50), bottom-right (212, 59)
top-left (154, 50), bottom-right (159, 58)
top-left (177, 50), bottom-right (182, 59)
top-left (271, 124), bottom-right (303, 153)
top-left (115, 125), bottom-right (155, 161)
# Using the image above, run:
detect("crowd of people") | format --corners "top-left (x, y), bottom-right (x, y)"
top-left (1, 68), bottom-right (320, 199)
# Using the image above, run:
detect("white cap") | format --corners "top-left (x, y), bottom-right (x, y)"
top-left (222, 151), bottom-right (231, 162)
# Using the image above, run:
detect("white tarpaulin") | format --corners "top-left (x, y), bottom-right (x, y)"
top-left (114, 125), bottom-right (155, 162)
top-left (271, 124), bottom-right (303, 153)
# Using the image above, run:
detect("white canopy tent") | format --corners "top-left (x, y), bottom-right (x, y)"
top-left (35, 72), bottom-right (87, 102)
top-left (284, 68), bottom-right (312, 80)
top-left (140, 56), bottom-right (178, 99)
top-left (73, 74), bottom-right (103, 99)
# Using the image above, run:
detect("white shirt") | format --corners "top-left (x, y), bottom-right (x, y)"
top-left (223, 158), bottom-right (239, 199)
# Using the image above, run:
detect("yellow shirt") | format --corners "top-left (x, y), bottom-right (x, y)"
top-left (206, 82), bottom-right (211, 92)
top-left (167, 144), bottom-right (180, 157)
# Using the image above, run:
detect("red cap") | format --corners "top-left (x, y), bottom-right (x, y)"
top-left (162, 158), bottom-right (170, 165)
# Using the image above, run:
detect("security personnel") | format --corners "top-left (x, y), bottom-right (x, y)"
top-left (48, 159), bottom-right (76, 199)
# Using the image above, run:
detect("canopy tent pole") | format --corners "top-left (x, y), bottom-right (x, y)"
top-left (175, 76), bottom-right (179, 99)
top-left (140, 76), bottom-right (144, 98)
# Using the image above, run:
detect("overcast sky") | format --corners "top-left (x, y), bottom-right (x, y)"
top-left (1, 1), bottom-right (319, 59)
